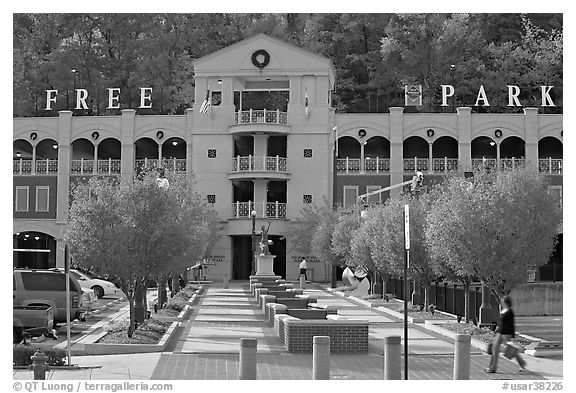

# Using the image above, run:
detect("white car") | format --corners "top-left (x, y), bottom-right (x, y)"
top-left (70, 269), bottom-right (122, 298)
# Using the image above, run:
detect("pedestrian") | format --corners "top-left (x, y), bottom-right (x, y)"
top-left (299, 257), bottom-right (308, 281)
top-left (486, 295), bottom-right (527, 373)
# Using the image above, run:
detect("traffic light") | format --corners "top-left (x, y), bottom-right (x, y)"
top-left (411, 171), bottom-right (424, 193)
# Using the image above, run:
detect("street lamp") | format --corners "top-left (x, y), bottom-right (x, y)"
top-left (250, 210), bottom-right (257, 275)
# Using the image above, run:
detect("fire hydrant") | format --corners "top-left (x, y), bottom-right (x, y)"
top-left (29, 350), bottom-right (49, 380)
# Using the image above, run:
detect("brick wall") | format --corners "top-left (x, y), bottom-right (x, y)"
top-left (283, 319), bottom-right (369, 353)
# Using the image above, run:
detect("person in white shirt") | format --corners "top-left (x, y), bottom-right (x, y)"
top-left (299, 258), bottom-right (308, 280)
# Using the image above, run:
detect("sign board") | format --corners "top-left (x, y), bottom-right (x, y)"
top-left (405, 84), bottom-right (422, 106)
top-left (291, 256), bottom-right (320, 264)
top-left (404, 204), bottom-right (410, 250)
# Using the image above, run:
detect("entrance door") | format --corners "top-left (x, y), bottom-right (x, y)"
top-left (232, 236), bottom-right (252, 280)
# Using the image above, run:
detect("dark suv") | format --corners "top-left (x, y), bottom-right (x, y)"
top-left (13, 269), bottom-right (85, 324)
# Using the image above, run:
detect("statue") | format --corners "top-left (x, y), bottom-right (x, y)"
top-left (258, 220), bottom-right (272, 255)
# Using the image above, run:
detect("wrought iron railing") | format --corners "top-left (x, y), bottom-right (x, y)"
top-left (538, 158), bottom-right (562, 175)
top-left (160, 158), bottom-right (187, 173)
top-left (14, 158), bottom-right (59, 175)
top-left (231, 201), bottom-right (287, 219)
top-left (231, 155), bottom-right (287, 173)
top-left (471, 158), bottom-right (498, 171)
top-left (500, 158), bottom-right (526, 171)
top-left (336, 158), bottom-right (361, 173)
top-left (364, 157), bottom-right (390, 173)
top-left (403, 157), bottom-right (429, 172)
top-left (97, 159), bottom-right (122, 175)
top-left (13, 159), bottom-right (33, 175)
top-left (234, 109), bottom-right (288, 125)
top-left (432, 158), bottom-right (459, 173)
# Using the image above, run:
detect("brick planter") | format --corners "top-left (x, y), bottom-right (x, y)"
top-left (283, 318), bottom-right (369, 353)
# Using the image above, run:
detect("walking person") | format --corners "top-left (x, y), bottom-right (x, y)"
top-left (299, 257), bottom-right (308, 281)
top-left (486, 295), bottom-right (527, 373)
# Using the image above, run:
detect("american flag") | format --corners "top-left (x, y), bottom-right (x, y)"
top-left (200, 89), bottom-right (212, 115)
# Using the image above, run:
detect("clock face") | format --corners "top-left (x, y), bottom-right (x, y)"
top-left (251, 49), bottom-right (270, 69)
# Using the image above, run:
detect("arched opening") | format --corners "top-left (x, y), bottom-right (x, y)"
top-left (336, 136), bottom-right (361, 173)
top-left (162, 137), bottom-right (186, 173)
top-left (71, 138), bottom-right (95, 174)
top-left (403, 136), bottom-right (429, 172)
top-left (13, 231), bottom-right (57, 269)
top-left (13, 139), bottom-right (33, 175)
top-left (471, 135), bottom-right (497, 171)
top-left (364, 136), bottom-right (390, 173)
top-left (538, 136), bottom-right (563, 174)
top-left (135, 137), bottom-right (159, 173)
top-left (432, 136), bottom-right (459, 172)
top-left (97, 138), bottom-right (121, 174)
top-left (35, 139), bottom-right (59, 174)
top-left (499, 136), bottom-right (525, 170)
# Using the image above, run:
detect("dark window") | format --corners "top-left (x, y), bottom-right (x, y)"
top-left (211, 91), bottom-right (222, 106)
top-left (208, 149), bottom-right (217, 158)
top-left (20, 272), bottom-right (76, 291)
top-left (304, 149), bottom-right (312, 158)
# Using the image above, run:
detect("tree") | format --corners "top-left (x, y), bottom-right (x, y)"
top-left (425, 169), bottom-right (561, 310)
top-left (65, 172), bottom-right (219, 337)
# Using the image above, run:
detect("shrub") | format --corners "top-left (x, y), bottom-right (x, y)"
top-left (166, 298), bottom-right (187, 312)
top-left (13, 345), bottom-right (67, 367)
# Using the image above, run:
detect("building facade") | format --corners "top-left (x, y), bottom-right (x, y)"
top-left (13, 35), bottom-right (563, 281)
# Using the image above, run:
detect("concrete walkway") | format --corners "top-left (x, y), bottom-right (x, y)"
top-left (13, 282), bottom-right (563, 380)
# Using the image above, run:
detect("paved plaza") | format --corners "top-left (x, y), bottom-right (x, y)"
top-left (13, 282), bottom-right (563, 380)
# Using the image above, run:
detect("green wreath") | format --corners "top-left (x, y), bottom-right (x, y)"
top-left (251, 49), bottom-right (270, 69)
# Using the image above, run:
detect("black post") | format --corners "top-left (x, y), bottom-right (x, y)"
top-left (404, 249), bottom-right (409, 380)
top-left (251, 210), bottom-right (256, 275)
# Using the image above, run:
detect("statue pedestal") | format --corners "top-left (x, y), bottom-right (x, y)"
top-left (255, 254), bottom-right (276, 276)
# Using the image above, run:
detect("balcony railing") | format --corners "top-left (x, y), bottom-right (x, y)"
top-left (160, 158), bottom-right (187, 173)
top-left (234, 109), bottom-right (288, 125)
top-left (71, 159), bottom-right (95, 175)
top-left (97, 159), bottom-right (122, 175)
top-left (403, 157), bottom-right (429, 172)
top-left (539, 158), bottom-right (562, 175)
top-left (231, 201), bottom-right (287, 219)
top-left (500, 158), bottom-right (526, 171)
top-left (232, 155), bottom-right (287, 173)
top-left (336, 158), bottom-right (361, 173)
top-left (432, 158), bottom-right (459, 173)
top-left (14, 159), bottom-right (59, 175)
top-left (471, 158), bottom-right (498, 171)
top-left (364, 157), bottom-right (390, 173)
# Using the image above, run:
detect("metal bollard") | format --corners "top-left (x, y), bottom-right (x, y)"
top-left (384, 336), bottom-right (401, 380)
top-left (299, 274), bottom-right (306, 289)
top-left (30, 350), bottom-right (50, 380)
top-left (453, 334), bottom-right (471, 380)
top-left (239, 338), bottom-right (257, 380)
top-left (223, 274), bottom-right (229, 289)
top-left (313, 336), bottom-right (330, 380)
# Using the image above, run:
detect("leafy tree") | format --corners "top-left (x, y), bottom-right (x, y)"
top-left (425, 169), bottom-right (561, 309)
top-left (361, 192), bottom-right (438, 307)
top-left (65, 172), bottom-right (219, 337)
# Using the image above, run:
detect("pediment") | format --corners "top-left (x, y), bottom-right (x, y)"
top-left (193, 34), bottom-right (335, 86)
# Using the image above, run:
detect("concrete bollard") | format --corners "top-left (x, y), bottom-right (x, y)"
top-left (313, 336), bottom-right (330, 380)
top-left (239, 338), bottom-right (257, 380)
top-left (384, 336), bottom-right (401, 380)
top-left (30, 350), bottom-right (49, 380)
top-left (299, 274), bottom-right (306, 289)
top-left (222, 274), bottom-right (229, 289)
top-left (453, 334), bottom-right (471, 380)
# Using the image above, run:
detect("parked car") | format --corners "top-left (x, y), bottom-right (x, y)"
top-left (13, 268), bottom-right (85, 324)
top-left (70, 269), bottom-right (122, 298)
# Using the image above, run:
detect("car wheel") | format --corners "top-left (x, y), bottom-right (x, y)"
top-left (92, 286), bottom-right (104, 298)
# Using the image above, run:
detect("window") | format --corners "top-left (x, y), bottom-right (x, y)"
top-left (366, 185), bottom-right (382, 205)
top-left (208, 149), bottom-right (217, 158)
top-left (36, 186), bottom-right (49, 212)
top-left (207, 195), bottom-right (216, 204)
top-left (303, 194), bottom-right (312, 204)
top-left (548, 186), bottom-right (563, 208)
top-left (20, 272), bottom-right (74, 291)
top-left (211, 91), bottom-right (222, 106)
top-left (304, 149), bottom-right (313, 158)
top-left (343, 186), bottom-right (358, 207)
top-left (15, 186), bottom-right (29, 212)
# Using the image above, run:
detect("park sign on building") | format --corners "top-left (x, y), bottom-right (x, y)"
top-left (44, 84), bottom-right (557, 111)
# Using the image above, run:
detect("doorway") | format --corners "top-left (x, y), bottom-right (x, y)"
top-left (232, 234), bottom-right (286, 280)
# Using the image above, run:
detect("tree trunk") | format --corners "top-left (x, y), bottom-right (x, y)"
top-left (463, 281), bottom-right (471, 324)
top-left (171, 272), bottom-right (180, 295)
top-left (424, 285), bottom-right (430, 310)
top-left (142, 281), bottom-right (149, 319)
top-left (157, 276), bottom-right (167, 309)
top-left (127, 295), bottom-right (135, 338)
